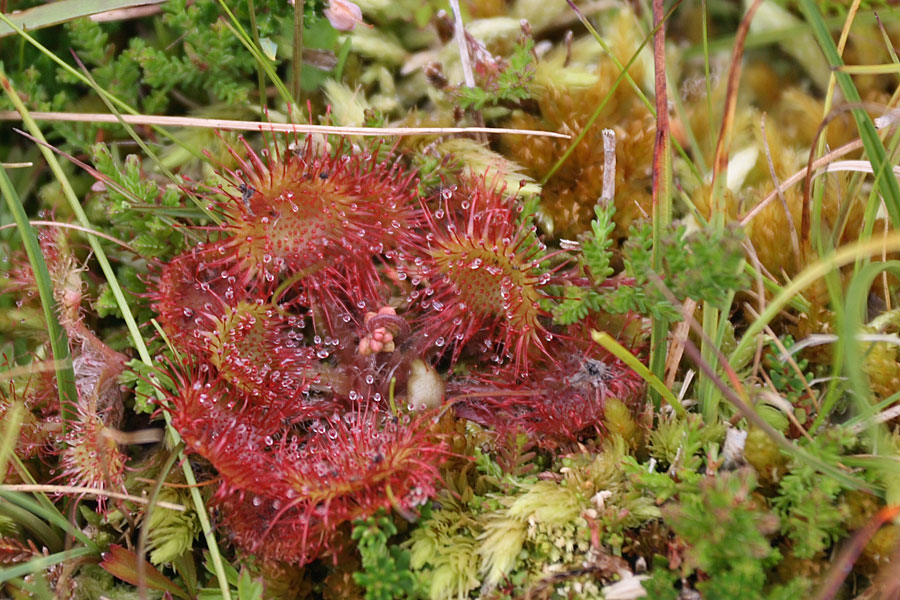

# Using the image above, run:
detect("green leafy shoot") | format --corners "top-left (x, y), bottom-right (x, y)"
top-left (91, 143), bottom-right (187, 260)
top-left (458, 39), bottom-right (535, 111)
top-left (771, 429), bottom-right (855, 559)
top-left (552, 201), bottom-right (615, 325)
top-left (352, 513), bottom-right (422, 600)
top-left (601, 222), bottom-right (747, 322)
top-left (583, 201), bottom-right (616, 282)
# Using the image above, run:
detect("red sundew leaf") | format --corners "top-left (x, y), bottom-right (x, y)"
top-left (100, 545), bottom-right (190, 600)
top-left (400, 178), bottom-right (557, 376)
top-left (164, 370), bottom-right (295, 497)
top-left (452, 335), bottom-right (645, 448)
top-left (216, 135), bottom-right (422, 319)
top-left (204, 300), bottom-right (318, 401)
top-left (276, 406), bottom-right (449, 526)
top-left (56, 407), bottom-right (128, 513)
top-left (206, 402), bottom-right (449, 565)
top-left (148, 242), bottom-right (247, 356)
top-left (0, 359), bottom-right (59, 472)
top-left (214, 489), bottom-right (331, 566)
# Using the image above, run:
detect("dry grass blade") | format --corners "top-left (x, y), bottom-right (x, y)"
top-left (0, 111), bottom-right (571, 138)
top-left (0, 0), bottom-right (165, 38)
top-left (760, 114), bottom-right (801, 272)
top-left (0, 359), bottom-right (70, 381)
top-left (1, 485), bottom-right (186, 511)
top-left (448, 0), bottom-right (475, 89)
top-left (91, 3), bottom-right (164, 22)
top-left (0, 220), bottom-right (136, 251)
top-left (740, 138), bottom-right (865, 225)
top-left (814, 505), bottom-right (900, 600)
top-left (800, 102), bottom-right (890, 243)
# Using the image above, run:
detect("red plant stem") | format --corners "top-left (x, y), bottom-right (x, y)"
top-left (651, 0), bottom-right (668, 197)
top-left (709, 0), bottom-right (764, 207)
top-left (815, 504), bottom-right (900, 600)
top-left (649, 0), bottom-right (673, 404)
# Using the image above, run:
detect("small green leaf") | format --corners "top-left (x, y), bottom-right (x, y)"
top-left (259, 37), bottom-right (278, 61)
top-left (99, 544), bottom-right (191, 600)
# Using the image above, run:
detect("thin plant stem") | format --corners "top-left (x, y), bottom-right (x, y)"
top-left (648, 0), bottom-right (672, 408)
top-left (136, 444), bottom-right (184, 600)
top-left (0, 156), bottom-right (77, 429)
top-left (0, 110), bottom-right (570, 138)
top-left (293, 0), bottom-right (304, 104)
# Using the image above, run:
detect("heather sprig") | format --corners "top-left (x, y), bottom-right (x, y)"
top-left (552, 201), bottom-right (616, 325)
top-left (661, 469), bottom-right (793, 599)
top-left (352, 513), bottom-right (423, 600)
top-left (602, 221), bottom-right (748, 319)
top-left (90, 143), bottom-right (186, 261)
top-left (556, 214), bottom-right (749, 326)
top-left (457, 38), bottom-right (536, 111)
top-left (771, 429), bottom-right (856, 559)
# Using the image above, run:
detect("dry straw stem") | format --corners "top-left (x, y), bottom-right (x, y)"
top-left (0, 220), bottom-right (136, 251)
top-left (448, 0), bottom-right (475, 89)
top-left (599, 128), bottom-right (616, 203)
top-left (0, 111), bottom-right (571, 138)
top-left (815, 504), bottom-right (900, 600)
top-left (90, 3), bottom-right (165, 23)
top-left (740, 137), bottom-right (865, 225)
top-left (1, 484), bottom-right (186, 511)
top-left (760, 114), bottom-right (801, 273)
top-left (0, 359), bottom-right (70, 381)
top-left (743, 156), bottom-right (900, 228)
top-left (0, 0), bottom-right (165, 37)
top-left (664, 298), bottom-right (696, 389)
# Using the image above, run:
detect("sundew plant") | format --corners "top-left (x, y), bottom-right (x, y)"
top-left (2, 0), bottom-right (900, 598)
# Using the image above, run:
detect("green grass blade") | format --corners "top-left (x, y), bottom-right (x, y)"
top-left (8, 453), bottom-right (65, 528)
top-left (0, 401), bottom-right (25, 484)
top-left (0, 159), bottom-right (77, 427)
top-left (0, 496), bottom-right (64, 553)
top-left (0, 546), bottom-right (95, 584)
top-left (800, 0), bottom-right (900, 228)
top-left (0, 489), bottom-right (97, 550)
top-left (683, 8), bottom-right (900, 58)
top-left (839, 261), bottom-right (900, 504)
top-left (216, 0), bottom-right (296, 112)
top-left (591, 330), bottom-right (687, 418)
top-left (730, 230), bottom-right (900, 370)
top-left (0, 0), bottom-right (163, 38)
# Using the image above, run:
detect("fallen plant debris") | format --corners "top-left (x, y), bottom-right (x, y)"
top-left (2, 0), bottom-right (900, 598)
